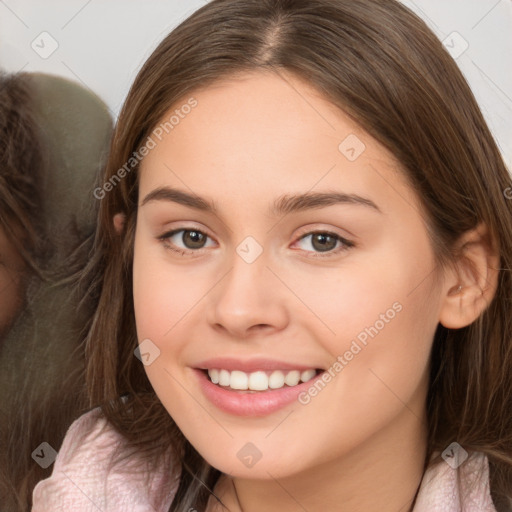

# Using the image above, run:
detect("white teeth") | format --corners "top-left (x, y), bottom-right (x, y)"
top-left (300, 369), bottom-right (316, 383)
top-left (230, 370), bottom-right (248, 390)
top-left (248, 371), bottom-right (268, 391)
top-left (219, 369), bottom-right (230, 386)
top-left (284, 370), bottom-right (300, 386)
top-left (268, 370), bottom-right (285, 389)
top-left (207, 368), bottom-right (318, 391)
top-left (209, 369), bottom-right (219, 384)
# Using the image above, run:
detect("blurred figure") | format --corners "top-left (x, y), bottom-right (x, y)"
top-left (0, 72), bottom-right (45, 346)
top-left (0, 71), bottom-right (112, 511)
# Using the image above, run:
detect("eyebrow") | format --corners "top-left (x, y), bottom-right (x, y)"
top-left (140, 186), bottom-right (382, 216)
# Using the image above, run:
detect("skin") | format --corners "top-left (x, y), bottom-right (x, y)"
top-left (0, 225), bottom-right (26, 344)
top-left (131, 70), bottom-right (499, 512)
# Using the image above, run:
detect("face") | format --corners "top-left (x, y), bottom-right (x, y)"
top-left (133, 70), bottom-right (444, 479)
top-left (0, 225), bottom-right (26, 343)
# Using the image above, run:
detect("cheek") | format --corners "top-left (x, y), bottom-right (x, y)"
top-left (132, 234), bottom-right (209, 357)
top-left (132, 236), bottom-right (199, 422)
top-left (318, 267), bottom-right (437, 435)
top-left (272, 245), bottom-right (407, 345)
top-left (133, 230), bottom-right (168, 347)
top-left (297, 238), bottom-right (438, 408)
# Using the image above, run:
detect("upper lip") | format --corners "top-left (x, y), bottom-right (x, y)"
top-left (194, 357), bottom-right (322, 373)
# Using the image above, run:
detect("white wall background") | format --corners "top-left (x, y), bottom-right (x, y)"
top-left (1, 0), bottom-right (511, 169)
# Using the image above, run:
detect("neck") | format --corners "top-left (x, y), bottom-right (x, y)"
top-left (213, 404), bottom-right (428, 512)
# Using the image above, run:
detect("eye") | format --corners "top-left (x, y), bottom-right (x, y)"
top-left (157, 227), bottom-right (355, 259)
top-left (158, 228), bottom-right (215, 256)
top-left (292, 231), bottom-right (355, 258)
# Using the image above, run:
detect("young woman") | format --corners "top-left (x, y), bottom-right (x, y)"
top-left (32, 0), bottom-right (512, 510)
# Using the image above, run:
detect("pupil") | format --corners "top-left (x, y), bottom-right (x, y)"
top-left (184, 231), bottom-right (205, 248)
top-left (313, 233), bottom-right (335, 252)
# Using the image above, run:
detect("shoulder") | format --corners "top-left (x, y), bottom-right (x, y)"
top-left (32, 407), bottom-right (179, 512)
top-left (413, 449), bottom-right (497, 511)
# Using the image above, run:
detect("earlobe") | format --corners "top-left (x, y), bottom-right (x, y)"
top-left (439, 222), bottom-right (500, 329)
top-left (113, 212), bottom-right (126, 234)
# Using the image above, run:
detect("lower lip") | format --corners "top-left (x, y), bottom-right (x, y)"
top-left (193, 368), bottom-right (323, 417)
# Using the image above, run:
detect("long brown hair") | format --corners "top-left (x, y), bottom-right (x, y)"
top-left (0, 71), bottom-right (45, 280)
top-left (0, 71), bottom-right (111, 511)
top-left (83, 1), bottom-right (512, 510)
top-left (0, 72), bottom-right (49, 511)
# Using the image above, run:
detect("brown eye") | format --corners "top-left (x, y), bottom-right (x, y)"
top-left (158, 228), bottom-right (215, 255)
top-left (181, 230), bottom-right (207, 249)
top-left (294, 231), bottom-right (355, 258)
top-left (309, 233), bottom-right (338, 252)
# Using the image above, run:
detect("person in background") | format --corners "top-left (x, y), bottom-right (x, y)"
top-left (0, 71), bottom-right (112, 512)
top-left (0, 72), bottom-right (45, 347)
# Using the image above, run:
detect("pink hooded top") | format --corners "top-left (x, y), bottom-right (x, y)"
top-left (32, 408), bottom-right (498, 511)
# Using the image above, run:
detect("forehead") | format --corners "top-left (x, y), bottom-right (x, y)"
top-left (138, 70), bottom-right (419, 218)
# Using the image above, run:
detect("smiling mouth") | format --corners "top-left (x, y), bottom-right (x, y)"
top-left (203, 368), bottom-right (323, 392)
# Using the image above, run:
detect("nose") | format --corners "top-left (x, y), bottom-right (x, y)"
top-left (207, 244), bottom-right (289, 340)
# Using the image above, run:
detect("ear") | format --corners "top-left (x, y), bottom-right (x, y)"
top-left (113, 212), bottom-right (126, 234)
top-left (439, 222), bottom-right (500, 329)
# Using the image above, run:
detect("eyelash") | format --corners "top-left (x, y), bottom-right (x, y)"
top-left (157, 228), bottom-right (355, 259)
